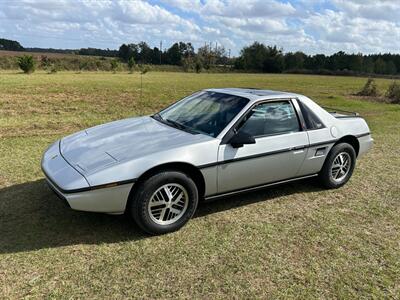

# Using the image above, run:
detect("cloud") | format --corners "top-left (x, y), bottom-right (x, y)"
top-left (0, 0), bottom-right (399, 55)
top-left (332, 0), bottom-right (400, 22)
top-left (115, 0), bottom-right (182, 24)
top-left (161, 0), bottom-right (202, 12)
top-left (303, 3), bottom-right (400, 54)
top-left (202, 0), bottom-right (296, 18)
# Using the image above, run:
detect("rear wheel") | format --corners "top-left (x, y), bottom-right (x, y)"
top-left (319, 143), bottom-right (356, 189)
top-left (130, 171), bottom-right (198, 235)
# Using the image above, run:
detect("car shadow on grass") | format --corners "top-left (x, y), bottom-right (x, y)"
top-left (0, 178), bottom-right (322, 254)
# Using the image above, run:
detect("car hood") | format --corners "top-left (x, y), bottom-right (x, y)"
top-left (60, 116), bottom-right (212, 174)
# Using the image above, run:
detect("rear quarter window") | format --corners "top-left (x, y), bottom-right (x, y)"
top-left (298, 101), bottom-right (325, 130)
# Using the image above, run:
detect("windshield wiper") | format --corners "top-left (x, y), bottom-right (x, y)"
top-left (165, 119), bottom-right (198, 134)
top-left (152, 113), bottom-right (198, 134)
top-left (165, 119), bottom-right (187, 130)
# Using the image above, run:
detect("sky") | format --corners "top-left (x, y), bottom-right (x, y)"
top-left (0, 0), bottom-right (400, 55)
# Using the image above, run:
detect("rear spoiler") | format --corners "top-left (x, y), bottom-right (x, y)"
top-left (322, 106), bottom-right (360, 118)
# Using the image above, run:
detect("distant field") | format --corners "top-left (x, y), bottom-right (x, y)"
top-left (0, 72), bottom-right (399, 298)
top-left (0, 50), bottom-right (116, 72)
top-left (0, 52), bottom-right (185, 72)
top-left (0, 50), bottom-right (93, 58)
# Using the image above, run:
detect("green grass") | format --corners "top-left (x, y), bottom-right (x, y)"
top-left (0, 71), bottom-right (399, 298)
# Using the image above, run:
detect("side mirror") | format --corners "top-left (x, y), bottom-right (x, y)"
top-left (229, 131), bottom-right (256, 148)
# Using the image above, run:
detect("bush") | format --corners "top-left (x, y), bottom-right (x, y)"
top-left (139, 64), bottom-right (150, 74)
top-left (40, 55), bottom-right (51, 69)
top-left (127, 57), bottom-right (136, 73)
top-left (357, 78), bottom-right (378, 96)
top-left (110, 59), bottom-right (120, 73)
top-left (195, 60), bottom-right (202, 73)
top-left (385, 81), bottom-right (400, 104)
top-left (0, 56), bottom-right (19, 69)
top-left (48, 64), bottom-right (58, 74)
top-left (17, 55), bottom-right (36, 73)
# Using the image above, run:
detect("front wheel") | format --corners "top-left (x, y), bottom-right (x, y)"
top-left (319, 143), bottom-right (356, 189)
top-left (129, 171), bottom-right (198, 235)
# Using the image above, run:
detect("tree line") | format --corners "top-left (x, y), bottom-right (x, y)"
top-left (0, 38), bottom-right (24, 51)
top-left (117, 41), bottom-right (230, 72)
top-left (116, 41), bottom-right (400, 75)
top-left (2, 37), bottom-right (400, 75)
top-left (234, 42), bottom-right (400, 76)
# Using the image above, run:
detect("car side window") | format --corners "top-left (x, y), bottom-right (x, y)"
top-left (297, 100), bottom-right (325, 130)
top-left (238, 101), bottom-right (300, 137)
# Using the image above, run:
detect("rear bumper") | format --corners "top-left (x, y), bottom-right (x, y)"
top-left (42, 141), bottom-right (133, 214)
top-left (358, 133), bottom-right (373, 158)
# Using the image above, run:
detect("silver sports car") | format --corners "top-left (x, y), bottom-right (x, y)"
top-left (42, 88), bottom-right (373, 234)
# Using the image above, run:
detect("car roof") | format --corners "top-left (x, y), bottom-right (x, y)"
top-left (205, 88), bottom-right (301, 103)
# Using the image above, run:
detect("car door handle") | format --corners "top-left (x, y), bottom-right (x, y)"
top-left (293, 149), bottom-right (305, 154)
top-left (290, 145), bottom-right (306, 154)
top-left (289, 146), bottom-right (305, 150)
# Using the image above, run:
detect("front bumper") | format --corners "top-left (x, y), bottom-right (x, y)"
top-left (42, 141), bottom-right (133, 214)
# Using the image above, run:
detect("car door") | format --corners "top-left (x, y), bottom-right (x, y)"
top-left (217, 100), bottom-right (309, 193)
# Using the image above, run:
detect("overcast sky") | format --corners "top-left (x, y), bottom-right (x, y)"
top-left (1, 0), bottom-right (399, 55)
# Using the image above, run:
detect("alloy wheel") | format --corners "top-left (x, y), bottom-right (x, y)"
top-left (330, 152), bottom-right (351, 182)
top-left (148, 183), bottom-right (189, 225)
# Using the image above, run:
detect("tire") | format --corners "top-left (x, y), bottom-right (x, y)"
top-left (129, 171), bottom-right (198, 235)
top-left (319, 142), bottom-right (356, 189)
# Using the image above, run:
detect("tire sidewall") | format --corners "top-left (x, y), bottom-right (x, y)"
top-left (131, 171), bottom-right (198, 234)
top-left (321, 143), bottom-right (356, 188)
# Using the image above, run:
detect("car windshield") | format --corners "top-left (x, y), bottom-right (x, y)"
top-left (154, 91), bottom-right (249, 138)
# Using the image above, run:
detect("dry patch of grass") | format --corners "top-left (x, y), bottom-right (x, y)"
top-left (0, 72), bottom-right (399, 298)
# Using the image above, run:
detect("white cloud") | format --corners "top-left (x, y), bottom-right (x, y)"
top-left (303, 4), bottom-right (400, 54)
top-left (0, 0), bottom-right (400, 55)
top-left (332, 0), bottom-right (400, 22)
top-left (161, 0), bottom-right (202, 12)
top-left (115, 0), bottom-right (181, 24)
top-left (202, 0), bottom-right (296, 18)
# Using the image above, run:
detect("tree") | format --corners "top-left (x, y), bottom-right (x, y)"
top-left (151, 47), bottom-right (161, 64)
top-left (263, 46), bottom-right (284, 73)
top-left (374, 58), bottom-right (387, 74)
top-left (284, 51), bottom-right (306, 70)
top-left (17, 55), bottom-right (35, 73)
top-left (238, 41), bottom-right (268, 70)
top-left (197, 45), bottom-right (214, 70)
top-left (138, 42), bottom-right (152, 64)
top-left (182, 57), bottom-right (193, 72)
top-left (386, 61), bottom-right (397, 75)
top-left (235, 42), bottom-right (284, 73)
top-left (213, 45), bottom-right (228, 65)
top-left (78, 47), bottom-right (118, 57)
top-left (166, 43), bottom-right (181, 65)
top-left (0, 38), bottom-right (24, 51)
top-left (362, 56), bottom-right (375, 73)
top-left (118, 44), bottom-right (132, 62)
top-left (327, 51), bottom-right (349, 70)
top-left (165, 42), bottom-right (194, 66)
top-left (349, 54), bottom-right (363, 72)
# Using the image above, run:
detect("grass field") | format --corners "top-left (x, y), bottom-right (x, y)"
top-left (0, 71), bottom-right (399, 298)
